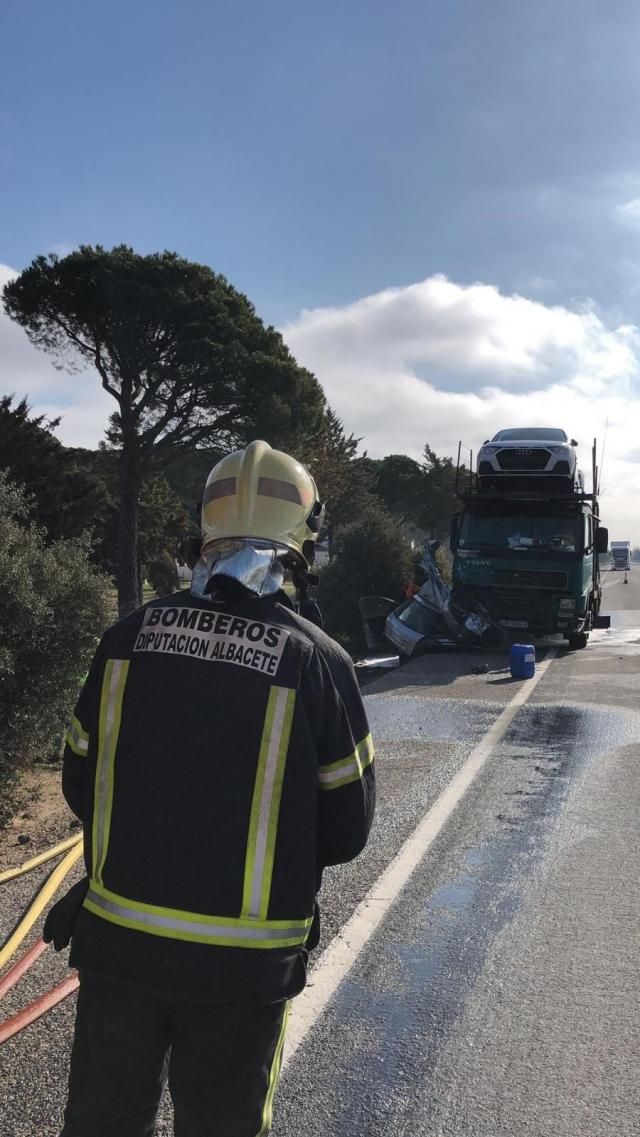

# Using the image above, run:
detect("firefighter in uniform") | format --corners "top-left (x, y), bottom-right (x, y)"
top-left (51, 441), bottom-right (375, 1137)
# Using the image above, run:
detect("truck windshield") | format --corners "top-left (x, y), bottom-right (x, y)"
top-left (611, 546), bottom-right (630, 563)
top-left (459, 515), bottom-right (582, 553)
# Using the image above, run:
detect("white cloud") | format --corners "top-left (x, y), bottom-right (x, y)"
top-left (283, 275), bottom-right (639, 395)
top-left (0, 263), bottom-right (113, 447)
top-left (2, 262), bottom-right (640, 542)
top-left (615, 198), bottom-right (640, 227)
top-left (282, 274), bottom-right (640, 544)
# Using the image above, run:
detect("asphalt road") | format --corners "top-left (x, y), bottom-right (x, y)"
top-left (1, 568), bottom-right (639, 1136)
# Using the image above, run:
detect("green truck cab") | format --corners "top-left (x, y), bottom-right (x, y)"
top-left (450, 493), bottom-right (609, 649)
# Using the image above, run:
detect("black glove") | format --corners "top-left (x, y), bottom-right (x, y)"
top-left (43, 877), bottom-right (89, 951)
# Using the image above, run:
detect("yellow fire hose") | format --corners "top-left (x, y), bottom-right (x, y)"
top-left (0, 833), bottom-right (83, 885)
top-left (0, 842), bottom-right (84, 971)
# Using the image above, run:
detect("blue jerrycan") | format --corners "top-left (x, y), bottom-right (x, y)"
top-left (510, 642), bottom-right (536, 679)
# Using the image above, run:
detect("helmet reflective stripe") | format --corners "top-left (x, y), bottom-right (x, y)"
top-left (84, 882), bottom-right (312, 948)
top-left (242, 686), bottom-right (296, 920)
top-left (203, 477), bottom-right (237, 504)
top-left (66, 715), bottom-right (89, 757)
top-left (318, 733), bottom-right (374, 791)
top-left (257, 477), bottom-right (304, 505)
top-left (92, 660), bottom-right (130, 886)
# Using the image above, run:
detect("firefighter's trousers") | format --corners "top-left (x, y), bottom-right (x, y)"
top-left (60, 969), bottom-right (290, 1137)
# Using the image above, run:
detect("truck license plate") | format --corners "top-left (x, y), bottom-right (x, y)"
top-left (500, 619), bottom-right (528, 628)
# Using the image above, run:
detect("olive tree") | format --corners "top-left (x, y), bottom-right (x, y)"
top-left (0, 474), bottom-right (111, 825)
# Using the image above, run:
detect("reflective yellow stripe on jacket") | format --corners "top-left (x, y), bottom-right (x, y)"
top-left (86, 674), bottom-right (307, 948)
top-left (242, 686), bottom-right (296, 920)
top-left (66, 714), bottom-right (89, 758)
top-left (92, 659), bottom-right (130, 886)
top-left (318, 732), bottom-right (374, 790)
top-left (84, 882), bottom-right (312, 949)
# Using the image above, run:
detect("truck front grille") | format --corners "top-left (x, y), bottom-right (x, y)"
top-left (492, 591), bottom-right (556, 621)
top-left (494, 570), bottom-right (569, 589)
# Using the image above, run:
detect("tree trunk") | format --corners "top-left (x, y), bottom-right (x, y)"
top-left (117, 457), bottom-right (141, 617)
top-left (327, 521), bottom-right (335, 561)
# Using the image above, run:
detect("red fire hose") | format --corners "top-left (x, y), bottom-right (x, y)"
top-left (0, 938), bottom-right (48, 1001)
top-left (0, 837), bottom-right (84, 1045)
top-left (0, 973), bottom-right (79, 1045)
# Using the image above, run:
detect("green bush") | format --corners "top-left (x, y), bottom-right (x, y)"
top-left (146, 551), bottom-right (180, 596)
top-left (0, 474), bottom-right (112, 826)
top-left (316, 508), bottom-right (414, 650)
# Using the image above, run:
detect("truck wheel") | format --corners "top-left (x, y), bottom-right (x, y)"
top-left (568, 632), bottom-right (588, 650)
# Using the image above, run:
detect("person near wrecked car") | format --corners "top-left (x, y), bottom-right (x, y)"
top-left (50, 440), bottom-right (375, 1137)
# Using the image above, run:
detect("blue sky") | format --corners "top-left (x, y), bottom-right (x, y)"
top-left (2, 0), bottom-right (640, 536)
top-left (4, 0), bottom-right (640, 323)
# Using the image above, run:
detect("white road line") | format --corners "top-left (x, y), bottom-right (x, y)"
top-left (283, 647), bottom-right (558, 1068)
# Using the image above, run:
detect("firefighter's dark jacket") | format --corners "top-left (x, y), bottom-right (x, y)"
top-left (63, 588), bottom-right (375, 1002)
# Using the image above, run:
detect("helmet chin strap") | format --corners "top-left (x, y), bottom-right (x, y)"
top-left (191, 541), bottom-right (288, 600)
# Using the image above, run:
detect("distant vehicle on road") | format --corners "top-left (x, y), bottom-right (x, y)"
top-left (610, 540), bottom-right (631, 571)
top-left (476, 427), bottom-right (583, 494)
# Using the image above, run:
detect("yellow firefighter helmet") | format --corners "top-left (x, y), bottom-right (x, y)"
top-left (201, 440), bottom-right (324, 563)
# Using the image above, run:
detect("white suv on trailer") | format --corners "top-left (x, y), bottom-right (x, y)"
top-left (476, 428), bottom-right (583, 493)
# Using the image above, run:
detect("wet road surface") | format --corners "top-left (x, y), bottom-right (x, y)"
top-left (273, 570), bottom-right (640, 1137)
top-left (1, 569), bottom-right (639, 1135)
